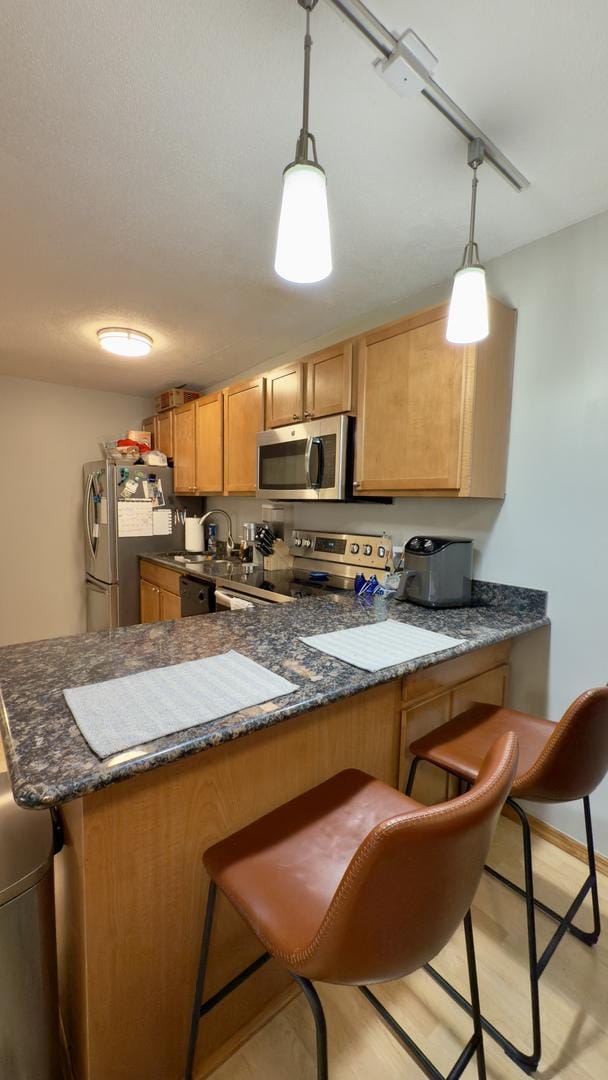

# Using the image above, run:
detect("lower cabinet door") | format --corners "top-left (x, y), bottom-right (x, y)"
top-left (159, 589), bottom-right (182, 621)
top-left (139, 580), bottom-right (160, 623)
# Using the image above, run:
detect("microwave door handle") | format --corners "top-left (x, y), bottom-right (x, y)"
top-left (305, 436), bottom-right (313, 489)
top-left (313, 436), bottom-right (324, 489)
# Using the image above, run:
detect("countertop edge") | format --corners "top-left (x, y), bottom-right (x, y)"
top-left (2, 615), bottom-right (550, 810)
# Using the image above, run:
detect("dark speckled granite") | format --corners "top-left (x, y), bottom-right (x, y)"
top-left (0, 583), bottom-right (548, 809)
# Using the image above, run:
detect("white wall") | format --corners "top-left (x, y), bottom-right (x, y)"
top-left (0, 375), bottom-right (152, 645)
top-left (206, 209), bottom-right (608, 853)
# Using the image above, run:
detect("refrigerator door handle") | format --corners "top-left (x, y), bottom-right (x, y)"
top-left (84, 473), bottom-right (96, 561)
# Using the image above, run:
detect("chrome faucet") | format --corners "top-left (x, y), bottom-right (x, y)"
top-left (198, 510), bottom-right (234, 555)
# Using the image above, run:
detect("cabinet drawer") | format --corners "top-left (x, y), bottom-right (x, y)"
top-left (402, 642), bottom-right (511, 705)
top-left (139, 560), bottom-right (182, 596)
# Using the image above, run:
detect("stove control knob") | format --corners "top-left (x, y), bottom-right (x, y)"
top-left (302, 538), bottom-right (312, 549)
top-left (423, 539), bottom-right (434, 552)
top-left (378, 545), bottom-right (386, 559)
top-left (350, 543), bottom-right (360, 554)
top-left (293, 537), bottom-right (302, 547)
top-left (363, 544), bottom-right (372, 556)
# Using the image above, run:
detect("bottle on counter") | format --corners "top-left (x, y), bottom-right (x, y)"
top-left (207, 522), bottom-right (218, 555)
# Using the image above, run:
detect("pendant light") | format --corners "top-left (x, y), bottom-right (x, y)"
top-left (275, 0), bottom-right (332, 284)
top-left (446, 139), bottom-right (489, 345)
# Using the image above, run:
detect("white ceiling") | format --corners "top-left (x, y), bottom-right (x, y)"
top-left (1, 0), bottom-right (608, 396)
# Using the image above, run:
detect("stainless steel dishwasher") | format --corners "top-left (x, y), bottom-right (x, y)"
top-left (179, 575), bottom-right (216, 616)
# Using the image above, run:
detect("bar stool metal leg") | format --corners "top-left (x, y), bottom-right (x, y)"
top-left (463, 910), bottom-right (486, 1080)
top-left (185, 881), bottom-right (217, 1080)
top-left (405, 757), bottom-right (420, 797)
top-left (290, 975), bottom-right (329, 1080)
top-left (583, 795), bottom-right (602, 943)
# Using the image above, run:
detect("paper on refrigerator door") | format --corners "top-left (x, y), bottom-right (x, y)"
top-left (117, 500), bottom-right (154, 537)
top-left (152, 509), bottom-right (173, 536)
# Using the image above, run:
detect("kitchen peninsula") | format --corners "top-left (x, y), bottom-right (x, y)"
top-left (0, 584), bottom-right (548, 1080)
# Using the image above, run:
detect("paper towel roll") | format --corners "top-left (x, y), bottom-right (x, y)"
top-left (185, 518), bottom-right (203, 552)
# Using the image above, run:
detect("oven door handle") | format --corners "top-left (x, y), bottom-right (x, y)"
top-left (305, 436), bottom-right (323, 490)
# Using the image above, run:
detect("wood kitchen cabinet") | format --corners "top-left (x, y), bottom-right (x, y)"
top-left (173, 402), bottom-right (197, 492)
top-left (354, 298), bottom-right (516, 498)
top-left (264, 341), bottom-right (353, 428)
top-left (139, 561), bottom-right (182, 623)
top-left (195, 392), bottom-right (224, 494)
top-left (223, 376), bottom-right (265, 494)
top-left (265, 362), bottom-right (304, 427)
top-left (154, 409), bottom-right (175, 459)
top-left (141, 416), bottom-right (156, 447)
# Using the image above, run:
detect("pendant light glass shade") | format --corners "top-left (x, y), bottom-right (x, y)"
top-left (275, 162), bottom-right (332, 284)
top-left (446, 266), bottom-right (489, 344)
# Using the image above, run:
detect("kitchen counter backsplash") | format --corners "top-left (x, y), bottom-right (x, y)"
top-left (0, 580), bottom-right (548, 809)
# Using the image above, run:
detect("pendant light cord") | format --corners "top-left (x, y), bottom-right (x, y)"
top-left (295, 0), bottom-right (320, 165)
top-left (461, 138), bottom-right (485, 269)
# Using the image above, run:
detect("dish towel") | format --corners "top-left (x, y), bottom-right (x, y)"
top-left (64, 650), bottom-right (299, 759)
top-left (300, 619), bottom-right (466, 672)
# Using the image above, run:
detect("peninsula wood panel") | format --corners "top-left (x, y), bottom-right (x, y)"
top-left (159, 589), bottom-right (182, 621)
top-left (173, 402), bottom-right (197, 492)
top-left (195, 392), bottom-right (224, 493)
top-left (223, 376), bottom-right (265, 494)
top-left (56, 681), bottom-right (402, 1080)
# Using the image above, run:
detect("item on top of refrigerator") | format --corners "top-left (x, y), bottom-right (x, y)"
top-left (127, 430), bottom-right (152, 448)
top-left (155, 387), bottom-right (199, 412)
top-left (141, 450), bottom-right (168, 466)
top-left (101, 440), bottom-right (141, 463)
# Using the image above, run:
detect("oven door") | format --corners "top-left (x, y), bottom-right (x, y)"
top-left (256, 415), bottom-right (349, 500)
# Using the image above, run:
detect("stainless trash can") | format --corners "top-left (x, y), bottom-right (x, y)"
top-left (0, 772), bottom-right (62, 1079)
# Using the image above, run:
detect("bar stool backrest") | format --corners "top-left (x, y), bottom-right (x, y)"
top-left (518, 687), bottom-right (608, 803)
top-left (298, 732), bottom-right (518, 986)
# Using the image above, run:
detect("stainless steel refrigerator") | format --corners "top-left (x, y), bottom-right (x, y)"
top-left (83, 460), bottom-right (187, 631)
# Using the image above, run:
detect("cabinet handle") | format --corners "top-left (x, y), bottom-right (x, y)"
top-left (304, 411), bottom-right (312, 418)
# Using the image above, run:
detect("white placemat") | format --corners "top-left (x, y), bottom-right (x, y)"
top-left (300, 619), bottom-right (466, 672)
top-left (64, 651), bottom-right (299, 759)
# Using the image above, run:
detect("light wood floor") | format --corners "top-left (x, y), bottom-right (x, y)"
top-left (212, 817), bottom-right (607, 1079)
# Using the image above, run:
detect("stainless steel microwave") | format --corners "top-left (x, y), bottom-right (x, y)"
top-left (257, 415), bottom-right (351, 500)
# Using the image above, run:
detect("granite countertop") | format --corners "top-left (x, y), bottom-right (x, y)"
top-left (0, 582), bottom-right (548, 809)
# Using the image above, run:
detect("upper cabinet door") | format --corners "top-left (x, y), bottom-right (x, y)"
top-left (195, 392), bottom-right (223, 494)
top-left (265, 363), bottom-right (304, 428)
top-left (173, 402), bottom-right (197, 492)
top-left (305, 342), bottom-right (353, 419)
top-left (155, 410), bottom-right (174, 459)
top-left (224, 377), bottom-right (265, 494)
top-left (355, 314), bottom-right (466, 493)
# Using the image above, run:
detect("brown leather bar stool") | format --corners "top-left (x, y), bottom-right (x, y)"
top-left (185, 733), bottom-right (518, 1080)
top-left (405, 687), bottom-right (608, 1074)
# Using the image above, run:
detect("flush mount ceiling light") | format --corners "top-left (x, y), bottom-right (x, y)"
top-left (274, 0), bottom-right (332, 284)
top-left (446, 139), bottom-right (489, 345)
top-left (97, 327), bottom-right (153, 358)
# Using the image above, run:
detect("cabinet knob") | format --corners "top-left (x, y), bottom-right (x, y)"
top-left (353, 480), bottom-right (359, 488)
top-left (292, 413), bottom-right (300, 421)
top-left (304, 411), bottom-right (313, 418)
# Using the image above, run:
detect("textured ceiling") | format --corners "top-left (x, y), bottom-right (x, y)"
top-left (1, 0), bottom-right (608, 395)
